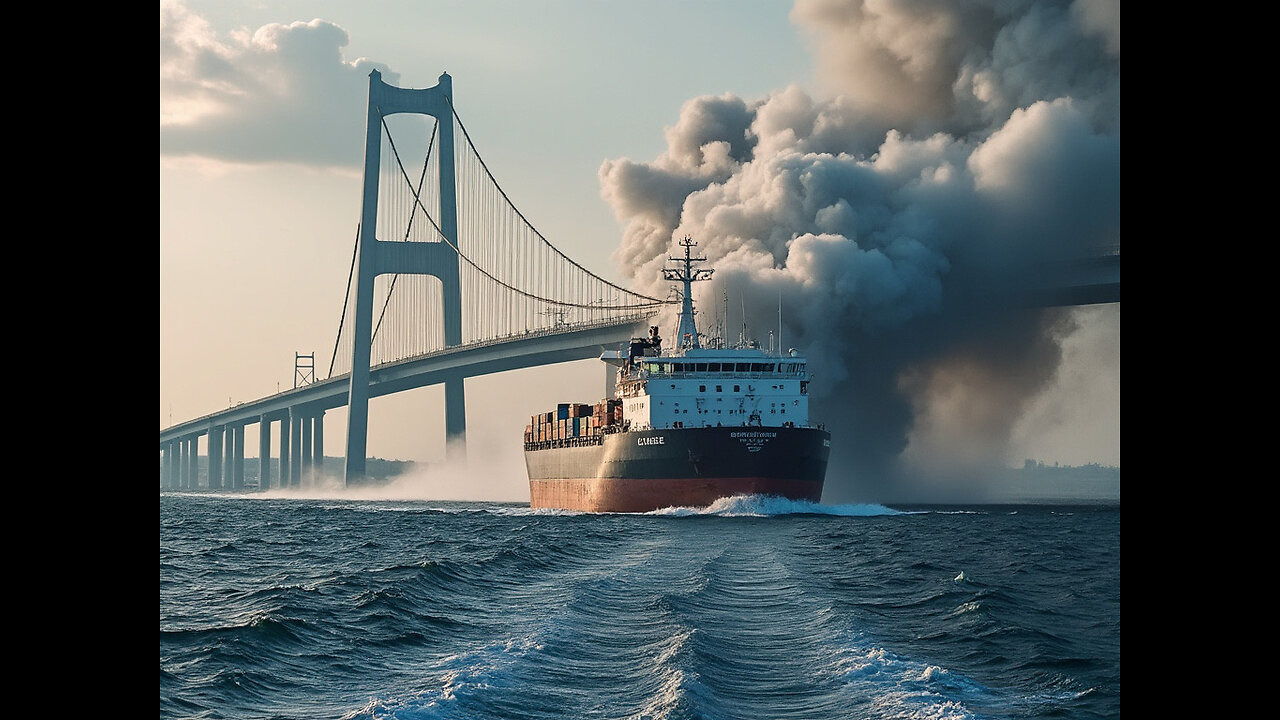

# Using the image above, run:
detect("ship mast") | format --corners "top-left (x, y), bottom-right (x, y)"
top-left (664, 236), bottom-right (714, 349)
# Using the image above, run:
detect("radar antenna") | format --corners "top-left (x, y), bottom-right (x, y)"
top-left (663, 237), bottom-right (714, 349)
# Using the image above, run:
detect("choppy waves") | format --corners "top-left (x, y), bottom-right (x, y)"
top-left (161, 495), bottom-right (1120, 719)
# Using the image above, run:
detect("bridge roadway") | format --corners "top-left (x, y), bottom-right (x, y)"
top-left (159, 253), bottom-right (1118, 490)
top-left (158, 317), bottom-right (649, 489)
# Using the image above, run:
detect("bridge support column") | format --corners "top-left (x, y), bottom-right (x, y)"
top-left (445, 376), bottom-right (466, 462)
top-left (208, 425), bottom-right (222, 490)
top-left (301, 414), bottom-right (313, 484)
top-left (260, 418), bottom-right (271, 490)
top-left (223, 427), bottom-right (233, 489)
top-left (279, 416), bottom-right (291, 489)
top-left (178, 438), bottom-right (188, 489)
top-left (347, 70), bottom-right (463, 485)
top-left (163, 442), bottom-right (173, 489)
top-left (291, 411), bottom-right (303, 486)
top-left (188, 437), bottom-right (198, 489)
top-left (223, 425), bottom-right (235, 489)
top-left (233, 425), bottom-right (245, 490)
top-left (312, 412), bottom-right (325, 481)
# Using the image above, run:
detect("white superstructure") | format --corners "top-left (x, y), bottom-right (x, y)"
top-left (612, 348), bottom-right (811, 431)
top-left (601, 237), bottom-right (815, 432)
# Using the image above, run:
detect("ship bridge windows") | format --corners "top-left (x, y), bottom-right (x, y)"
top-left (641, 359), bottom-right (797, 376)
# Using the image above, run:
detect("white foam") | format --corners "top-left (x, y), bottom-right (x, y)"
top-left (647, 494), bottom-right (906, 517)
top-left (833, 645), bottom-right (982, 719)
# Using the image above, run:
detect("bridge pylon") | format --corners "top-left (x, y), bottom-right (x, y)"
top-left (345, 70), bottom-right (465, 484)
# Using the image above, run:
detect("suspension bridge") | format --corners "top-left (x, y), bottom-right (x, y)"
top-left (159, 70), bottom-right (1120, 492)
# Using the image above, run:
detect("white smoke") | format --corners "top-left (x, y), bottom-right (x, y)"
top-left (599, 0), bottom-right (1120, 502)
top-left (256, 439), bottom-right (529, 502)
top-left (159, 0), bottom-right (390, 166)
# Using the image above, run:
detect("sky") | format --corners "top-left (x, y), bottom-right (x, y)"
top-left (160, 0), bottom-right (1120, 503)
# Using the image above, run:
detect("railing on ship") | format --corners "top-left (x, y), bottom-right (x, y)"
top-left (616, 365), bottom-right (809, 383)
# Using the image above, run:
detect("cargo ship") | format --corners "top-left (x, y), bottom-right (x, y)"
top-left (523, 237), bottom-right (830, 512)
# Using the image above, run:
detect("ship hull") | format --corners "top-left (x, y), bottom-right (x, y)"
top-left (525, 426), bottom-right (830, 513)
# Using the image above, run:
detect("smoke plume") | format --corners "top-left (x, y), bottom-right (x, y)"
top-left (599, 0), bottom-right (1120, 502)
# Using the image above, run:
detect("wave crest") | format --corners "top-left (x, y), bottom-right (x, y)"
top-left (647, 494), bottom-right (905, 517)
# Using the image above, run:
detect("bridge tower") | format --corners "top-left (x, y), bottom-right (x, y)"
top-left (345, 70), bottom-right (465, 484)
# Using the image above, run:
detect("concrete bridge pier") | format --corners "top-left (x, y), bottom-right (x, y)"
top-left (208, 425), bottom-right (223, 490)
top-left (312, 411), bottom-right (325, 481)
top-left (177, 438), bottom-right (188, 489)
top-left (301, 414), bottom-right (313, 483)
top-left (164, 441), bottom-right (175, 489)
top-left (187, 437), bottom-right (198, 489)
top-left (291, 410), bottom-right (304, 486)
top-left (260, 418), bottom-right (271, 489)
top-left (445, 376), bottom-right (466, 462)
top-left (233, 425), bottom-right (245, 490)
top-left (222, 426), bottom-right (233, 489)
top-left (279, 415), bottom-right (291, 489)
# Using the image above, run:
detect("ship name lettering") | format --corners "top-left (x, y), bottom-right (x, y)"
top-left (730, 432), bottom-right (777, 439)
top-left (637, 436), bottom-right (665, 446)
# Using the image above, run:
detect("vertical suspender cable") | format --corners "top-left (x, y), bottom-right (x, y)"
top-left (328, 223), bottom-right (361, 379)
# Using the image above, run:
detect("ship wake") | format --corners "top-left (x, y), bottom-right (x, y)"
top-left (647, 494), bottom-right (904, 517)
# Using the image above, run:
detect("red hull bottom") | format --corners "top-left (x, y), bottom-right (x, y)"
top-left (529, 476), bottom-right (824, 513)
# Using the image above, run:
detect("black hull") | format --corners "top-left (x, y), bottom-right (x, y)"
top-left (525, 426), bottom-right (830, 512)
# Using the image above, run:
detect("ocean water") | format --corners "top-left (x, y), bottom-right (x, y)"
top-left (159, 494), bottom-right (1120, 719)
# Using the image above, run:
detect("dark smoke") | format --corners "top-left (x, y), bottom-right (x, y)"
top-left (599, 0), bottom-right (1120, 502)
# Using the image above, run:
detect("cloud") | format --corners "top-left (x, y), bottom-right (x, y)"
top-left (159, 0), bottom-right (393, 167)
top-left (789, 0), bottom-right (1121, 142)
top-left (1073, 0), bottom-right (1121, 55)
top-left (600, 0), bottom-right (1120, 501)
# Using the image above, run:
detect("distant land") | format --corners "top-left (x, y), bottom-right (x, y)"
top-left (987, 460), bottom-right (1120, 505)
top-left (160, 456), bottom-right (1118, 505)
top-left (160, 456), bottom-right (418, 490)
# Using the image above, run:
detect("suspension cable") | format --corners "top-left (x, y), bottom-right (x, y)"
top-left (378, 110), bottom-right (670, 311)
top-left (328, 223), bottom-right (361, 378)
top-left (446, 97), bottom-right (668, 305)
